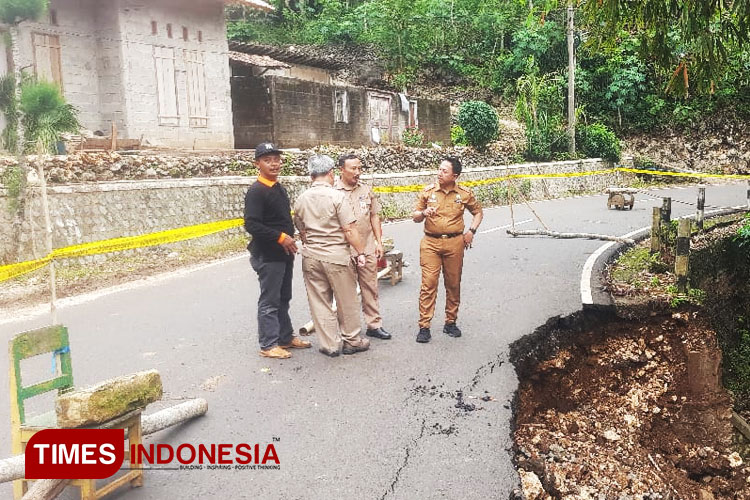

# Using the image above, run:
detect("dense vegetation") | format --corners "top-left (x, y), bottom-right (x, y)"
top-left (228, 0), bottom-right (750, 157)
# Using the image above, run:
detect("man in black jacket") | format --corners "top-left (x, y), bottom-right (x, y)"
top-left (244, 143), bottom-right (310, 359)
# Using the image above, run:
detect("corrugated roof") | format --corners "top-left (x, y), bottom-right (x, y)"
top-left (229, 51), bottom-right (290, 68)
top-left (224, 0), bottom-right (275, 13)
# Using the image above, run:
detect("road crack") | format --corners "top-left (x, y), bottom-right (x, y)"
top-left (380, 418), bottom-right (426, 500)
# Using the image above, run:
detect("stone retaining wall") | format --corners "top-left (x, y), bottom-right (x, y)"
top-left (0, 158), bottom-right (631, 266)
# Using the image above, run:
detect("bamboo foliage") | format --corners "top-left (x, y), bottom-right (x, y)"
top-left (581, 0), bottom-right (750, 95)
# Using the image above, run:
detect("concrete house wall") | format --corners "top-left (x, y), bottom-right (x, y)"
top-left (12, 0), bottom-right (107, 131)
top-left (231, 74), bottom-right (451, 149)
top-left (117, 0), bottom-right (233, 148)
top-left (5, 0), bottom-right (234, 149)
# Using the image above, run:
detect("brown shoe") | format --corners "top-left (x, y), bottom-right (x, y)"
top-left (342, 337), bottom-right (370, 355)
top-left (259, 346), bottom-right (291, 359)
top-left (280, 337), bottom-right (311, 349)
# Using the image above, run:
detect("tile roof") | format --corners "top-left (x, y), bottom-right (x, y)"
top-left (228, 51), bottom-right (290, 68)
top-left (224, 0), bottom-right (274, 13)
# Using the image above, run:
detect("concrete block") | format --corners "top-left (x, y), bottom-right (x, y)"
top-left (56, 369), bottom-right (163, 427)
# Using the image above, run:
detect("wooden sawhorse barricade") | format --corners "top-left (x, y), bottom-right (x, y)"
top-left (606, 187), bottom-right (637, 210)
top-left (380, 249), bottom-right (403, 286)
top-left (9, 325), bottom-right (143, 500)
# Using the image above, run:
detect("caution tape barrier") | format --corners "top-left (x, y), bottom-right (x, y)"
top-left (371, 167), bottom-right (750, 193)
top-left (0, 219), bottom-right (243, 283)
top-left (2, 167), bottom-right (749, 283)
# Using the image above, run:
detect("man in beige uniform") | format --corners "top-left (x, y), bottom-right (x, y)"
top-left (294, 154), bottom-right (371, 357)
top-left (413, 157), bottom-right (483, 343)
top-left (334, 154), bottom-right (392, 340)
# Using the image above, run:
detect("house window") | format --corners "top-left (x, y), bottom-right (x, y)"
top-left (182, 27), bottom-right (188, 41)
top-left (32, 33), bottom-right (63, 88)
top-left (185, 50), bottom-right (208, 127)
top-left (408, 100), bottom-right (418, 128)
top-left (166, 23), bottom-right (173, 38)
top-left (334, 89), bottom-right (348, 124)
top-left (151, 21), bottom-right (157, 35)
top-left (153, 46), bottom-right (179, 126)
top-left (49, 9), bottom-right (58, 26)
top-left (197, 31), bottom-right (202, 42)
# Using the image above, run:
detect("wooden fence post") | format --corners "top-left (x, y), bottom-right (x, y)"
top-left (696, 187), bottom-right (705, 230)
top-left (651, 207), bottom-right (661, 254)
top-left (660, 197), bottom-right (672, 261)
top-left (661, 197), bottom-right (672, 223)
top-left (675, 218), bottom-right (691, 294)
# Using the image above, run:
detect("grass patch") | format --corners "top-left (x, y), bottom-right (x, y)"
top-left (0, 234), bottom-right (249, 309)
top-left (610, 247), bottom-right (667, 285)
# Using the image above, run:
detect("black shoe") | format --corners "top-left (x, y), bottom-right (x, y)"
top-left (416, 327), bottom-right (431, 343)
top-left (443, 323), bottom-right (462, 338)
top-left (366, 327), bottom-right (392, 340)
top-left (319, 348), bottom-right (340, 358)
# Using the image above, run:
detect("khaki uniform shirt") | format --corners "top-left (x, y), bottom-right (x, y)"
top-left (293, 181), bottom-right (357, 265)
top-left (415, 183), bottom-right (482, 234)
top-left (334, 178), bottom-right (382, 256)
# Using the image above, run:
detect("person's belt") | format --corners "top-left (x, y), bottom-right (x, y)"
top-left (425, 232), bottom-right (462, 239)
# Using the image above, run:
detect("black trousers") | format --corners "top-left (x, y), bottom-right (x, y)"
top-left (250, 254), bottom-right (294, 350)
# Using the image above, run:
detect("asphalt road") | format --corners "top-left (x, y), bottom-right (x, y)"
top-left (0, 182), bottom-right (747, 499)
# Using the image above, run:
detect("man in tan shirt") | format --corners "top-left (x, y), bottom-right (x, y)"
top-left (294, 154), bottom-right (371, 357)
top-left (334, 154), bottom-right (392, 340)
top-left (413, 157), bottom-right (483, 343)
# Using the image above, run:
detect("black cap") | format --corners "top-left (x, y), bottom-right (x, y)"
top-left (254, 142), bottom-right (282, 160)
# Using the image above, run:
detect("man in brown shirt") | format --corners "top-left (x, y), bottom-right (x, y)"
top-left (413, 157), bottom-right (483, 343)
top-left (294, 154), bottom-right (371, 357)
top-left (334, 154), bottom-right (392, 340)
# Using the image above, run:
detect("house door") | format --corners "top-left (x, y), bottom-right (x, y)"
top-left (368, 93), bottom-right (392, 144)
top-left (32, 33), bottom-right (62, 88)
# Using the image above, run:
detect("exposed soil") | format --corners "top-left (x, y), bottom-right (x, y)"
top-left (514, 311), bottom-right (749, 499)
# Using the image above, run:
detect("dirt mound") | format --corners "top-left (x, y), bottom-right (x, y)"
top-left (514, 312), bottom-right (749, 499)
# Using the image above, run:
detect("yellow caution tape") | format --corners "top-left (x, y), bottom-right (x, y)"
top-left (616, 168), bottom-right (750, 179)
top-left (0, 257), bottom-right (52, 283)
top-left (3, 165), bottom-right (749, 283)
top-left (372, 167), bottom-right (750, 194)
top-left (0, 219), bottom-right (244, 283)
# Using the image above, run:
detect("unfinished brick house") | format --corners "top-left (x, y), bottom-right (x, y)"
top-left (229, 42), bottom-right (452, 149)
top-left (0, 0), bottom-right (272, 150)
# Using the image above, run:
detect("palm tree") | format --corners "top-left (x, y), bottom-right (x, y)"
top-left (20, 80), bottom-right (80, 154)
top-left (0, 0), bottom-right (50, 151)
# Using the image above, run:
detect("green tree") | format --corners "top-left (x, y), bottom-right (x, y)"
top-left (0, 0), bottom-right (46, 23)
top-left (581, 0), bottom-right (750, 95)
top-left (457, 100), bottom-right (498, 150)
top-left (357, 0), bottom-right (431, 85)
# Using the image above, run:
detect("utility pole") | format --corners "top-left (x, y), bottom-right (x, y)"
top-left (567, 3), bottom-right (576, 155)
top-left (36, 159), bottom-right (58, 325)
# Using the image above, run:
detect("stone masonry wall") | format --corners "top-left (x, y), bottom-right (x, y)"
top-left (0, 158), bottom-right (628, 266)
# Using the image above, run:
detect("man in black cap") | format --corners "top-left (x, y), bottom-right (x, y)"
top-left (244, 142), bottom-right (310, 359)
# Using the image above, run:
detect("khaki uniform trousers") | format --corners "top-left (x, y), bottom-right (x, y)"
top-left (302, 256), bottom-right (362, 353)
top-left (419, 235), bottom-right (464, 328)
top-left (356, 254), bottom-right (382, 329)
